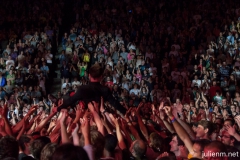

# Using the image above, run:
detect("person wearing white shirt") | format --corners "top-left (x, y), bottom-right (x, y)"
top-left (171, 40), bottom-right (180, 51)
top-left (117, 37), bottom-right (124, 47)
top-left (106, 57), bottom-right (114, 70)
top-left (72, 78), bottom-right (82, 86)
top-left (45, 50), bottom-right (53, 75)
top-left (129, 84), bottom-right (140, 95)
top-left (127, 42), bottom-right (136, 50)
top-left (6, 56), bottom-right (15, 71)
top-left (191, 75), bottom-right (201, 88)
top-left (61, 79), bottom-right (72, 90)
top-left (45, 50), bottom-right (53, 64)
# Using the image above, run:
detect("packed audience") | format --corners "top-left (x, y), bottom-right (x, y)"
top-left (1, 0), bottom-right (240, 160)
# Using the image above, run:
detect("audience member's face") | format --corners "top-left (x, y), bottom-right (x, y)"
top-left (221, 131), bottom-right (232, 146)
top-left (169, 136), bottom-right (179, 152)
top-left (200, 102), bottom-right (204, 107)
top-left (184, 104), bottom-right (190, 111)
top-left (213, 106), bottom-right (219, 113)
top-left (223, 121), bottom-right (232, 130)
top-left (192, 124), bottom-right (198, 132)
top-left (192, 143), bottom-right (202, 158)
top-left (134, 84), bottom-right (137, 89)
top-left (213, 81), bottom-right (216, 86)
top-left (222, 99), bottom-right (227, 106)
top-left (196, 125), bottom-right (206, 138)
top-left (230, 105), bottom-right (236, 113)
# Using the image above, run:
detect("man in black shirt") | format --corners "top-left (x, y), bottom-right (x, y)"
top-left (57, 64), bottom-right (126, 114)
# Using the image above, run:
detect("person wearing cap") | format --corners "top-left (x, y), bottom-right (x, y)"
top-left (58, 64), bottom-right (126, 114)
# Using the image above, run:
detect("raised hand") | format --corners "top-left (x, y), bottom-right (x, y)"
top-left (80, 118), bottom-right (90, 138)
top-left (75, 104), bottom-right (84, 120)
top-left (29, 105), bottom-right (38, 114)
top-left (131, 108), bottom-right (136, 117)
top-left (58, 98), bottom-right (63, 107)
top-left (49, 119), bottom-right (57, 129)
top-left (60, 111), bottom-right (68, 125)
top-left (83, 111), bottom-right (92, 121)
top-left (226, 125), bottom-right (236, 136)
top-left (172, 107), bottom-right (178, 118)
top-left (100, 97), bottom-right (105, 113)
top-left (136, 104), bottom-right (141, 116)
top-left (159, 111), bottom-right (165, 120)
top-left (120, 118), bottom-right (127, 127)
top-left (163, 106), bottom-right (173, 117)
top-left (51, 104), bottom-right (58, 114)
top-left (159, 101), bottom-right (164, 111)
top-left (40, 111), bottom-right (46, 121)
top-left (4, 97), bottom-right (8, 104)
top-left (151, 104), bottom-right (156, 112)
top-left (109, 113), bottom-right (120, 127)
top-left (101, 113), bottom-right (108, 125)
top-left (72, 123), bottom-right (79, 136)
top-left (137, 102), bottom-right (144, 109)
top-left (125, 108), bottom-right (131, 116)
top-left (88, 101), bottom-right (99, 114)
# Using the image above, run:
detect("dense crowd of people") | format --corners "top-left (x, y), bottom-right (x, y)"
top-left (1, 0), bottom-right (240, 160)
